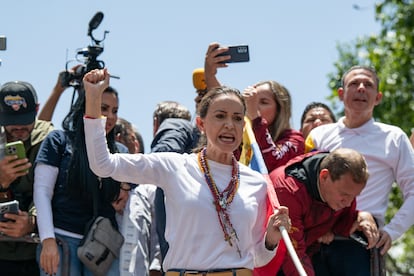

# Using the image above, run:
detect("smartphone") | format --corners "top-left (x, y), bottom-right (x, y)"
top-left (0, 200), bottom-right (19, 222)
top-left (218, 45), bottom-right (250, 63)
top-left (5, 141), bottom-right (28, 173)
top-left (0, 36), bottom-right (6, 51)
top-left (350, 231), bottom-right (368, 247)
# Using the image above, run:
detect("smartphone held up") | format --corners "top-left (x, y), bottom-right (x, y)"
top-left (5, 141), bottom-right (28, 173)
top-left (0, 200), bottom-right (19, 222)
top-left (218, 45), bottom-right (250, 63)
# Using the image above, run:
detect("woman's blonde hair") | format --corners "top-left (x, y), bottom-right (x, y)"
top-left (255, 80), bottom-right (292, 140)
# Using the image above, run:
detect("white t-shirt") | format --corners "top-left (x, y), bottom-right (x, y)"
top-left (84, 118), bottom-right (275, 271)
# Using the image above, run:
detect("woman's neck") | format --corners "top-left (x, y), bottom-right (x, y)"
top-left (205, 146), bottom-right (234, 165)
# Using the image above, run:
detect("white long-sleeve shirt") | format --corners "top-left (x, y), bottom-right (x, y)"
top-left (307, 117), bottom-right (414, 241)
top-left (84, 118), bottom-right (275, 271)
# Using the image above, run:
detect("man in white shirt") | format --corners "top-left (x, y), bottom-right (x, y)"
top-left (306, 65), bottom-right (414, 275)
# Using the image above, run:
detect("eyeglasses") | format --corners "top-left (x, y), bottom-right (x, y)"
top-left (120, 183), bottom-right (138, 191)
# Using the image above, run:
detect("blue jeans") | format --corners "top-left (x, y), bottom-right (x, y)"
top-left (36, 233), bottom-right (119, 276)
top-left (312, 239), bottom-right (370, 276)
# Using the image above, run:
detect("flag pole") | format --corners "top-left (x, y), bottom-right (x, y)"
top-left (244, 119), bottom-right (307, 276)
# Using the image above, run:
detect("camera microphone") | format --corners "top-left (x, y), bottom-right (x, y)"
top-left (88, 12), bottom-right (104, 36)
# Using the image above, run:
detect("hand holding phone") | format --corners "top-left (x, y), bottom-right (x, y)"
top-left (350, 231), bottom-right (368, 247)
top-left (5, 141), bottom-right (29, 173)
top-left (217, 45), bottom-right (250, 63)
top-left (0, 200), bottom-right (19, 222)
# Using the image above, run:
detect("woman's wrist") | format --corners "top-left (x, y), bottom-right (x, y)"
top-left (84, 115), bottom-right (98, 119)
top-left (265, 239), bottom-right (278, 251)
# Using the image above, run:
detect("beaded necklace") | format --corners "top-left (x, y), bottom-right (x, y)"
top-left (198, 147), bottom-right (241, 257)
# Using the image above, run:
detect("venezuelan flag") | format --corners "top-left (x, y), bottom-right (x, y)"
top-left (241, 118), bottom-right (306, 276)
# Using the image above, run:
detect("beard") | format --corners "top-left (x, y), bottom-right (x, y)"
top-left (6, 127), bottom-right (32, 142)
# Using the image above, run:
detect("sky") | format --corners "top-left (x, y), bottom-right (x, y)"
top-left (0, 1), bottom-right (380, 151)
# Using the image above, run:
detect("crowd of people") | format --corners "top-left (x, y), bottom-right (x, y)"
top-left (0, 42), bottom-right (413, 276)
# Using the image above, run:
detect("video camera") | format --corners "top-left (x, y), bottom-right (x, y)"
top-left (61, 11), bottom-right (110, 87)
